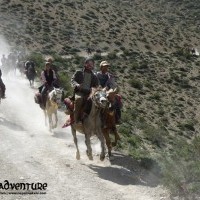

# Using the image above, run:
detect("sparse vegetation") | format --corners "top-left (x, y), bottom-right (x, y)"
top-left (1, 0), bottom-right (200, 199)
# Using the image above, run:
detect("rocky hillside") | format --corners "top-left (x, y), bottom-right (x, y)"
top-left (0, 0), bottom-right (200, 54)
top-left (1, 0), bottom-right (200, 198)
top-left (1, 0), bottom-right (200, 133)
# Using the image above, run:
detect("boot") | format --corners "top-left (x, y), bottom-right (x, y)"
top-left (62, 113), bottom-right (75, 128)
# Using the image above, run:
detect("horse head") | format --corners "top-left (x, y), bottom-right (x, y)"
top-left (91, 88), bottom-right (108, 109)
top-left (48, 88), bottom-right (64, 107)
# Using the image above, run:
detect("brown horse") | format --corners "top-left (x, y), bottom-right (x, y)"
top-left (64, 88), bottom-right (108, 161)
top-left (102, 107), bottom-right (120, 158)
top-left (26, 65), bottom-right (36, 87)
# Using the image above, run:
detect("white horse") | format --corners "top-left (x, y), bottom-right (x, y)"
top-left (64, 88), bottom-right (108, 161)
top-left (44, 88), bottom-right (63, 131)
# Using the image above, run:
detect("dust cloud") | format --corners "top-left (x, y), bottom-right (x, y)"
top-left (0, 36), bottom-right (45, 130)
top-left (1, 71), bottom-right (91, 153)
top-left (0, 35), bottom-right (11, 64)
top-left (2, 74), bottom-right (47, 132)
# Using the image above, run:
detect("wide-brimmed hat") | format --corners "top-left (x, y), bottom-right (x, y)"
top-left (47, 58), bottom-right (53, 62)
top-left (100, 61), bottom-right (110, 68)
top-left (45, 61), bottom-right (51, 66)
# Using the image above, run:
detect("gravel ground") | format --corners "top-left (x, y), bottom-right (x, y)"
top-left (0, 72), bottom-right (171, 200)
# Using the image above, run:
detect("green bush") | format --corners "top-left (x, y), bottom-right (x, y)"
top-left (58, 71), bottom-right (72, 96)
top-left (26, 52), bottom-right (44, 72)
top-left (129, 79), bottom-right (143, 89)
top-left (143, 125), bottom-right (168, 148)
top-left (107, 52), bottom-right (117, 60)
top-left (160, 137), bottom-right (200, 198)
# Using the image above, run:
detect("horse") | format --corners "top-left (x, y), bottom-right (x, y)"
top-left (102, 106), bottom-right (121, 158)
top-left (35, 87), bottom-right (64, 131)
top-left (26, 65), bottom-right (36, 87)
top-left (64, 88), bottom-right (108, 161)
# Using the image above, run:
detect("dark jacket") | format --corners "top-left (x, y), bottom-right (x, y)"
top-left (71, 69), bottom-right (99, 94)
top-left (44, 69), bottom-right (54, 86)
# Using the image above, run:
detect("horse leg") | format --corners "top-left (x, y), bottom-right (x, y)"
top-left (53, 111), bottom-right (58, 129)
top-left (71, 126), bottom-right (80, 160)
top-left (29, 79), bottom-right (31, 87)
top-left (103, 128), bottom-right (112, 158)
top-left (85, 131), bottom-right (93, 160)
top-left (97, 128), bottom-right (106, 161)
top-left (48, 113), bottom-right (53, 131)
top-left (112, 127), bottom-right (120, 147)
top-left (31, 78), bottom-right (34, 87)
top-left (44, 110), bottom-right (48, 127)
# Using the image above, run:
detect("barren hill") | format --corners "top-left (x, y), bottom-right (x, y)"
top-left (0, 0), bottom-right (200, 54)
top-left (1, 0), bottom-right (200, 198)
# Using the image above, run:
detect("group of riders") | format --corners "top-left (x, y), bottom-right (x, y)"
top-left (0, 51), bottom-right (33, 99)
top-left (0, 51), bottom-right (27, 99)
top-left (0, 53), bottom-right (17, 99)
top-left (64, 57), bottom-right (122, 127)
top-left (0, 54), bottom-right (122, 127)
top-left (36, 56), bottom-right (122, 127)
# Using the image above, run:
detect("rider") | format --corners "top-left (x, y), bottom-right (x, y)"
top-left (1, 54), bottom-right (6, 67)
top-left (0, 69), bottom-right (6, 98)
top-left (46, 58), bottom-right (59, 88)
top-left (24, 60), bottom-right (36, 78)
top-left (39, 62), bottom-right (57, 107)
top-left (96, 60), bottom-right (117, 90)
top-left (97, 60), bottom-right (122, 124)
top-left (71, 57), bottom-right (99, 124)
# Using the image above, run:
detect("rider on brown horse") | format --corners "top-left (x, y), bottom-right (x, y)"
top-left (71, 57), bottom-right (99, 125)
top-left (97, 61), bottom-right (122, 124)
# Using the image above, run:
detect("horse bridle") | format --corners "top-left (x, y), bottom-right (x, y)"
top-left (92, 90), bottom-right (108, 108)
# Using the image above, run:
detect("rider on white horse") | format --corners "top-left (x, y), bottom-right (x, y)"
top-left (39, 62), bottom-right (58, 108)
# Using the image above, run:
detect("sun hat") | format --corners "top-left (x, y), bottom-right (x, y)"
top-left (100, 61), bottom-right (110, 68)
top-left (45, 62), bottom-right (51, 66)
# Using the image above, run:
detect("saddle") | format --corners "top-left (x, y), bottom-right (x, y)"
top-left (34, 92), bottom-right (41, 104)
top-left (34, 92), bottom-right (47, 110)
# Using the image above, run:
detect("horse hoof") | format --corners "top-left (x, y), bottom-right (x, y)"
top-left (111, 142), bottom-right (117, 147)
top-left (88, 155), bottom-right (93, 160)
top-left (109, 155), bottom-right (115, 161)
top-left (76, 152), bottom-right (80, 160)
top-left (100, 154), bottom-right (105, 161)
top-left (86, 150), bottom-right (93, 160)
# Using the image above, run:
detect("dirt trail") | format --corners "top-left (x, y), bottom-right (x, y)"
top-left (0, 72), bottom-right (170, 200)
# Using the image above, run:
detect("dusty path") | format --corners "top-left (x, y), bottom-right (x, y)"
top-left (0, 72), bottom-right (170, 200)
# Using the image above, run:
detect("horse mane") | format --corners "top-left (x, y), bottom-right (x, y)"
top-left (89, 87), bottom-right (102, 98)
top-left (48, 89), bottom-right (56, 101)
